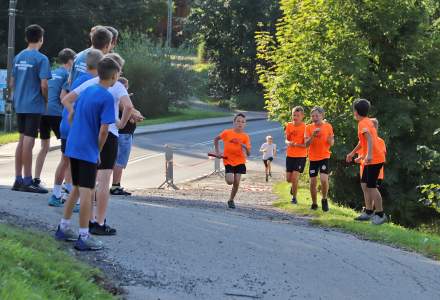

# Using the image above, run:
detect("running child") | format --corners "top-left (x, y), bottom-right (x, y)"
top-left (48, 49), bottom-right (104, 207)
top-left (259, 135), bottom-right (276, 182)
top-left (11, 24), bottom-right (52, 193)
top-left (285, 106), bottom-right (307, 204)
top-left (214, 113), bottom-right (251, 209)
top-left (55, 56), bottom-right (120, 251)
top-left (33, 48), bottom-right (76, 192)
top-left (304, 107), bottom-right (334, 211)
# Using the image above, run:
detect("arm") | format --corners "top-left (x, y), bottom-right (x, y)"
top-left (117, 95), bottom-right (134, 129)
top-left (364, 131), bottom-right (373, 164)
top-left (327, 135), bottom-right (335, 147)
top-left (41, 79), bottom-right (49, 103)
top-left (273, 145), bottom-right (277, 158)
top-left (60, 89), bottom-right (68, 101)
top-left (61, 91), bottom-right (79, 124)
top-left (98, 124), bottom-right (109, 152)
top-left (346, 142), bottom-right (361, 162)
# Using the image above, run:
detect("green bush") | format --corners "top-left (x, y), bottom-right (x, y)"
top-left (116, 34), bottom-right (193, 117)
top-left (256, 0), bottom-right (440, 227)
top-left (231, 89), bottom-right (265, 110)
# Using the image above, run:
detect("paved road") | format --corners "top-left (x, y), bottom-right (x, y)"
top-left (0, 119), bottom-right (286, 189)
top-left (0, 187), bottom-right (439, 300)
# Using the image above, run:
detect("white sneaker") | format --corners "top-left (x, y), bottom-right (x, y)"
top-left (354, 211), bottom-right (373, 221)
top-left (371, 214), bottom-right (387, 225)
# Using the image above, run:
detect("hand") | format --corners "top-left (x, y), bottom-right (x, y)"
top-left (365, 154), bottom-right (372, 164)
top-left (327, 136), bottom-right (333, 144)
top-left (68, 110), bottom-right (74, 125)
top-left (346, 152), bottom-right (354, 163)
top-left (354, 157), bottom-right (363, 164)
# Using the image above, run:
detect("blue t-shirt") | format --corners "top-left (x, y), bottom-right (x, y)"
top-left (12, 49), bottom-right (52, 114)
top-left (59, 72), bottom-right (95, 139)
top-left (65, 84), bottom-right (115, 164)
top-left (45, 67), bottom-right (69, 116)
top-left (69, 48), bottom-right (90, 88)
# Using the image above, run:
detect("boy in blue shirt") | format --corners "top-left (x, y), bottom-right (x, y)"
top-left (69, 26), bottom-right (112, 86)
top-left (55, 57), bottom-right (120, 251)
top-left (48, 49), bottom-right (103, 207)
top-left (34, 48), bottom-right (76, 191)
top-left (11, 24), bottom-right (52, 193)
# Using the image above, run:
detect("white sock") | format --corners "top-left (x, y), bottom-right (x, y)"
top-left (79, 228), bottom-right (89, 239)
top-left (76, 199), bottom-right (80, 205)
top-left (60, 218), bottom-right (71, 231)
top-left (64, 182), bottom-right (73, 193)
top-left (53, 184), bottom-right (62, 198)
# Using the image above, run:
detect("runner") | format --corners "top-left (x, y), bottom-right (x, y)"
top-left (259, 135), bottom-right (276, 182)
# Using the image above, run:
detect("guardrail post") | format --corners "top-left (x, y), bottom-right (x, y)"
top-left (158, 144), bottom-right (179, 190)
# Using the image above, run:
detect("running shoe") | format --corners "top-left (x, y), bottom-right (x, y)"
top-left (55, 225), bottom-right (77, 241)
top-left (227, 200), bottom-right (236, 209)
top-left (48, 195), bottom-right (63, 207)
top-left (311, 203), bottom-right (318, 210)
top-left (19, 183), bottom-right (48, 194)
top-left (321, 199), bottom-right (329, 212)
top-left (32, 178), bottom-right (49, 193)
top-left (291, 197), bottom-right (298, 204)
top-left (110, 186), bottom-right (132, 196)
top-left (12, 180), bottom-right (23, 191)
top-left (89, 222), bottom-right (117, 236)
top-left (354, 210), bottom-right (373, 221)
top-left (265, 174), bottom-right (269, 182)
top-left (74, 235), bottom-right (103, 251)
top-left (371, 214), bottom-right (387, 225)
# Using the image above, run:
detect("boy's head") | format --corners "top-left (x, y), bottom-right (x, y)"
top-left (86, 49), bottom-right (104, 72)
top-left (291, 106), bottom-right (304, 123)
top-left (97, 57), bottom-right (121, 86)
top-left (370, 118), bottom-right (379, 130)
top-left (118, 77), bottom-right (129, 89)
top-left (310, 106), bottom-right (325, 124)
top-left (233, 113), bottom-right (246, 130)
top-left (105, 26), bottom-right (119, 50)
top-left (104, 53), bottom-right (125, 69)
top-left (58, 48), bottom-right (76, 70)
top-left (266, 135), bottom-right (273, 144)
top-left (353, 98), bottom-right (370, 119)
top-left (25, 24), bottom-right (44, 47)
top-left (91, 26), bottom-right (113, 54)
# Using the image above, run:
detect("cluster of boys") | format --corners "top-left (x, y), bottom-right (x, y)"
top-left (9, 23), bottom-right (387, 251)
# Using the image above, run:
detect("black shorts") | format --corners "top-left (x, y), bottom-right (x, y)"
top-left (361, 163), bottom-right (384, 188)
top-left (39, 115), bottom-right (62, 139)
top-left (263, 157), bottom-right (273, 167)
top-left (309, 159), bottom-right (330, 177)
top-left (286, 157), bottom-right (306, 173)
top-left (16, 113), bottom-right (41, 138)
top-left (225, 164), bottom-right (246, 174)
top-left (61, 139), bottom-right (67, 154)
top-left (98, 133), bottom-right (118, 170)
top-left (70, 158), bottom-right (97, 189)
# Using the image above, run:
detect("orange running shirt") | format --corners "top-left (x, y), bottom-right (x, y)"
top-left (285, 122), bottom-right (307, 158)
top-left (357, 118), bottom-right (385, 165)
top-left (305, 122), bottom-right (334, 161)
top-left (219, 129), bottom-right (251, 166)
top-left (358, 137), bottom-right (385, 179)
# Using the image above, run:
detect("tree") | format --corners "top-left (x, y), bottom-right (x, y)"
top-left (257, 0), bottom-right (440, 226)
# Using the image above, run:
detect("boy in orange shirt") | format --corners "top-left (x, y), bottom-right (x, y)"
top-left (305, 107), bottom-right (334, 211)
top-left (285, 106), bottom-right (307, 204)
top-left (214, 113), bottom-right (251, 209)
top-left (346, 99), bottom-right (387, 225)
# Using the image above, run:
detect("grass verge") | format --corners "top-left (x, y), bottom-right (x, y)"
top-left (0, 132), bottom-right (20, 146)
top-left (0, 223), bottom-right (114, 299)
top-left (139, 108), bottom-right (231, 126)
top-left (274, 182), bottom-right (440, 260)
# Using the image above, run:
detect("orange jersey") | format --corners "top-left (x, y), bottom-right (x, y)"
top-left (305, 122), bottom-right (334, 161)
top-left (357, 118), bottom-right (385, 165)
top-left (219, 129), bottom-right (251, 166)
top-left (358, 137), bottom-right (386, 179)
top-left (285, 122), bottom-right (307, 158)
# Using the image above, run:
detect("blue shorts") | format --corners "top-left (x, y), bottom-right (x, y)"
top-left (115, 134), bottom-right (133, 168)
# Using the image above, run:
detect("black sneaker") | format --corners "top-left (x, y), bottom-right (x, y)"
top-left (89, 222), bottom-right (117, 236)
top-left (227, 200), bottom-right (236, 209)
top-left (265, 174), bottom-right (269, 182)
top-left (110, 186), bottom-right (132, 196)
top-left (32, 178), bottom-right (49, 194)
top-left (311, 203), bottom-right (318, 210)
top-left (19, 183), bottom-right (48, 194)
top-left (291, 197), bottom-right (297, 204)
top-left (321, 199), bottom-right (329, 212)
top-left (89, 221), bottom-right (97, 232)
top-left (12, 180), bottom-right (23, 191)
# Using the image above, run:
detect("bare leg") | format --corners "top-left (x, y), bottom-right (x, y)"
top-left (112, 165), bottom-right (123, 185)
top-left (310, 176), bottom-right (318, 204)
top-left (64, 163), bottom-right (72, 185)
top-left (79, 187), bottom-right (93, 228)
top-left (290, 171), bottom-right (301, 198)
top-left (22, 136), bottom-right (36, 178)
top-left (225, 173), bottom-right (234, 185)
top-left (320, 174), bottom-right (329, 199)
top-left (369, 188), bottom-right (383, 212)
top-left (361, 182), bottom-right (374, 210)
top-left (35, 139), bottom-right (50, 179)
top-left (268, 160), bottom-right (272, 175)
top-left (229, 174), bottom-right (241, 201)
top-left (95, 170), bottom-right (112, 225)
top-left (63, 186), bottom-right (80, 220)
top-left (15, 135), bottom-right (24, 177)
top-left (54, 155), bottom-right (69, 186)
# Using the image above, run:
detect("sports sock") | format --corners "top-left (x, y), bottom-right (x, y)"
top-left (79, 228), bottom-right (89, 239)
top-left (23, 176), bottom-right (33, 186)
top-left (366, 209), bottom-right (374, 215)
top-left (15, 176), bottom-right (23, 183)
top-left (64, 183), bottom-right (72, 193)
top-left (375, 211), bottom-right (384, 218)
top-left (60, 218), bottom-right (71, 231)
top-left (53, 184), bottom-right (62, 198)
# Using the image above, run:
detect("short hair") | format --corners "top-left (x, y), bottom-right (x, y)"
top-left (104, 53), bottom-right (125, 68)
top-left (311, 106), bottom-right (325, 115)
top-left (353, 98), bottom-right (370, 117)
top-left (86, 49), bottom-right (104, 70)
top-left (58, 48), bottom-right (76, 64)
top-left (106, 26), bottom-right (119, 44)
top-left (266, 135), bottom-right (273, 140)
top-left (97, 57), bottom-right (121, 80)
top-left (292, 106), bottom-right (304, 114)
top-left (234, 113), bottom-right (246, 121)
top-left (25, 24), bottom-right (44, 43)
top-left (370, 118), bottom-right (379, 130)
top-left (118, 76), bottom-right (128, 86)
top-left (91, 26), bottom-right (112, 51)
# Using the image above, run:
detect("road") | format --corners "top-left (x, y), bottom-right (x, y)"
top-left (0, 119), bottom-right (285, 189)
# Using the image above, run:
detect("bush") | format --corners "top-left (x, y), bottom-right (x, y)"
top-left (116, 34), bottom-right (193, 117)
top-left (231, 89), bottom-right (265, 110)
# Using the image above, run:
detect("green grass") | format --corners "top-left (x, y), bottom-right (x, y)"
top-left (0, 224), bottom-right (114, 299)
top-left (0, 131), bottom-right (20, 145)
top-left (139, 108), bottom-right (231, 126)
top-left (274, 182), bottom-right (440, 260)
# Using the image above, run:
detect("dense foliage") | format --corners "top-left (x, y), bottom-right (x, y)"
top-left (256, 0), bottom-right (440, 227)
